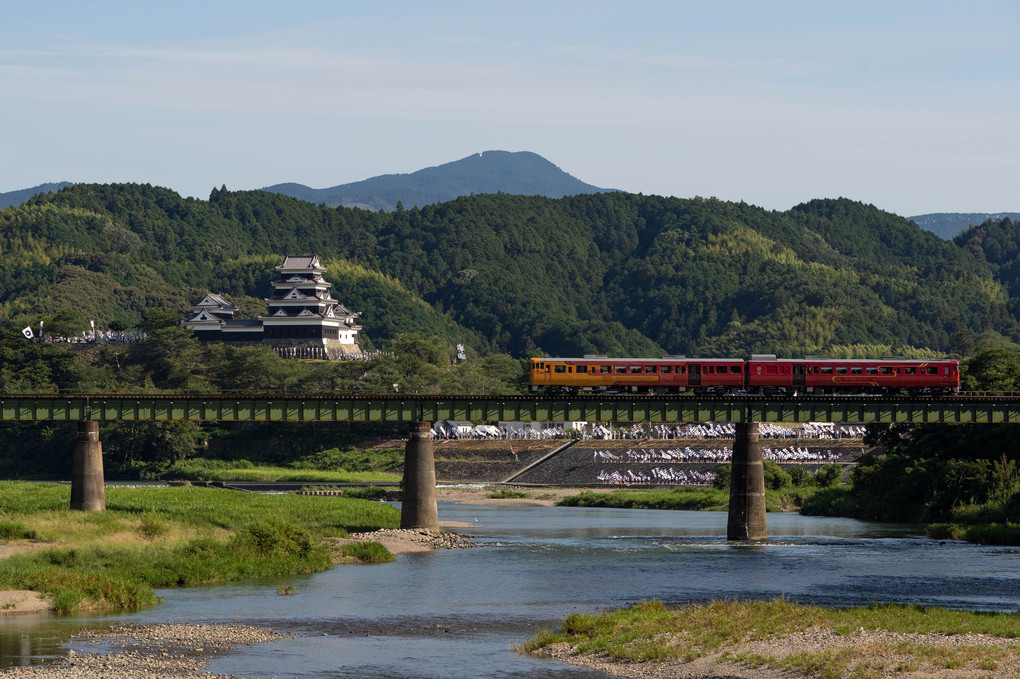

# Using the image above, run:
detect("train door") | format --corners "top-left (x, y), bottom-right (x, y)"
top-left (689, 364), bottom-right (701, 387)
top-left (793, 364), bottom-right (805, 388)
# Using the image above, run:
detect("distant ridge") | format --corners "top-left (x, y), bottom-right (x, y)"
top-left (909, 212), bottom-right (1020, 240)
top-left (261, 150), bottom-right (615, 211)
top-left (0, 182), bottom-right (73, 209)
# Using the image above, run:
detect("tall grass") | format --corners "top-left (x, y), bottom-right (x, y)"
top-left (0, 482), bottom-right (400, 612)
top-left (521, 599), bottom-right (1020, 676)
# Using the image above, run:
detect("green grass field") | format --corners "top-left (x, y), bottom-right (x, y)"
top-left (0, 482), bottom-right (399, 612)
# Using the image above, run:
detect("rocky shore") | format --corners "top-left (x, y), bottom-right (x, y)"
top-left (0, 623), bottom-right (288, 678)
top-left (331, 527), bottom-right (475, 556)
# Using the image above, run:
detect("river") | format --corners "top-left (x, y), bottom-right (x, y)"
top-left (3, 504), bottom-right (1020, 677)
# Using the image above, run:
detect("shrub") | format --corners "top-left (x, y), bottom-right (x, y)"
top-left (0, 520), bottom-right (37, 540)
top-left (337, 541), bottom-right (395, 564)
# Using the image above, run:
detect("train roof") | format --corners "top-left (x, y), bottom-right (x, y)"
top-left (533, 356), bottom-right (957, 363)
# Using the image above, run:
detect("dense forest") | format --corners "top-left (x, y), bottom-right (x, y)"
top-left (2, 183), bottom-right (1020, 361)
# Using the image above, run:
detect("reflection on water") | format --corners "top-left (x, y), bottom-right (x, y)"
top-left (2, 505), bottom-right (1019, 677)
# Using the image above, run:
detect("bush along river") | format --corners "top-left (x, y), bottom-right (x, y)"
top-left (2, 504), bottom-right (1019, 677)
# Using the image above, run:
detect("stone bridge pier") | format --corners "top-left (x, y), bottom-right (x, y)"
top-left (400, 421), bottom-right (439, 530)
top-left (70, 421), bottom-right (105, 511)
top-left (727, 421), bottom-right (767, 540)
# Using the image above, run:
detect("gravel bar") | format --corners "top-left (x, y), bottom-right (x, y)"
top-left (0, 623), bottom-right (289, 678)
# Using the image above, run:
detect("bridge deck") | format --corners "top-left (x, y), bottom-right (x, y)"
top-left (2, 393), bottom-right (1019, 424)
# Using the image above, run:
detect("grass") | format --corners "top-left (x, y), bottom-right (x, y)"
top-left (167, 464), bottom-right (401, 484)
top-left (927, 522), bottom-right (1020, 545)
top-left (335, 541), bottom-right (396, 564)
top-left (488, 488), bottom-right (531, 499)
top-left (557, 487), bottom-right (730, 511)
top-left (0, 481), bottom-right (400, 612)
top-left (520, 599), bottom-right (1020, 678)
top-left (556, 486), bottom-right (818, 512)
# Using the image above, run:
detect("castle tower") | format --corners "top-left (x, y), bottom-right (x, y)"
top-left (258, 255), bottom-right (361, 347)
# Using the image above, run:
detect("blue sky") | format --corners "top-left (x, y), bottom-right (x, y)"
top-left (2, 0), bottom-right (1017, 215)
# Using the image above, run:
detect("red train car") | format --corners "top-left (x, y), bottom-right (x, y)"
top-left (530, 355), bottom-right (960, 395)
top-left (746, 355), bottom-right (959, 395)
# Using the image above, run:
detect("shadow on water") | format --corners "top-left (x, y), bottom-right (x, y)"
top-left (2, 504), bottom-right (1019, 677)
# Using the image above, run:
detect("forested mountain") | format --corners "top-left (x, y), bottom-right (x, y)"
top-left (909, 212), bottom-right (1020, 240)
top-left (1, 183), bottom-right (1019, 360)
top-left (0, 182), bottom-right (73, 209)
top-left (261, 150), bottom-right (613, 211)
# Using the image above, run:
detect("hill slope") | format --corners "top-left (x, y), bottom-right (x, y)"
top-left (1, 185), bottom-right (1017, 360)
top-left (261, 150), bottom-right (613, 211)
top-left (0, 182), bottom-right (73, 209)
top-left (909, 212), bottom-right (1020, 239)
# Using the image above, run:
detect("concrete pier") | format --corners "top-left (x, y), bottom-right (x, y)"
top-left (727, 421), bottom-right (767, 540)
top-left (70, 421), bottom-right (106, 511)
top-left (400, 421), bottom-right (439, 530)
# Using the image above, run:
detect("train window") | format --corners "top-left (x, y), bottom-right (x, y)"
top-left (820, 367), bottom-right (833, 375)
top-left (645, 366), bottom-right (657, 374)
top-left (537, 362), bottom-right (544, 370)
top-left (661, 366), bottom-right (673, 374)
top-left (866, 367), bottom-right (878, 375)
top-left (945, 367), bottom-right (950, 375)
top-left (567, 366), bottom-right (573, 373)
top-left (851, 367), bottom-right (863, 375)
top-left (577, 366), bottom-right (587, 374)
top-left (706, 366), bottom-right (714, 374)
top-left (681, 366), bottom-right (687, 374)
top-left (730, 365), bottom-right (742, 373)
top-left (904, 367), bottom-right (916, 375)
top-left (927, 367), bottom-right (938, 375)
top-left (554, 365), bottom-right (566, 374)
top-left (599, 365), bottom-right (611, 374)
top-left (615, 366), bottom-right (627, 374)
top-left (630, 366), bottom-right (642, 374)
top-left (836, 367), bottom-right (848, 375)
top-left (881, 367), bottom-right (893, 375)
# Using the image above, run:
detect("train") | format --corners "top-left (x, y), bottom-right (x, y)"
top-left (529, 354), bottom-right (960, 396)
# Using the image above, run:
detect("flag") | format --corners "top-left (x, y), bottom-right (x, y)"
top-left (21, 326), bottom-right (34, 339)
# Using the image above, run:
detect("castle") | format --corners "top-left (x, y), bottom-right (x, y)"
top-left (182, 255), bottom-right (362, 359)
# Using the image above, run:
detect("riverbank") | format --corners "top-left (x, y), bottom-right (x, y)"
top-left (0, 482), bottom-right (401, 615)
top-left (523, 599), bottom-right (1020, 679)
top-left (0, 622), bottom-right (286, 678)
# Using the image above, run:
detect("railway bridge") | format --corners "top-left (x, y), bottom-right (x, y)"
top-left (3, 392), bottom-right (1019, 541)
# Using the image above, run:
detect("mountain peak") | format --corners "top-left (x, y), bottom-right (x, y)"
top-left (261, 151), bottom-right (614, 210)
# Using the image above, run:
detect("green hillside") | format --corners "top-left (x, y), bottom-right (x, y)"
top-left (1, 183), bottom-right (1018, 361)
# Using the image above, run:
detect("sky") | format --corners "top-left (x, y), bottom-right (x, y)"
top-left (2, 0), bottom-right (1018, 216)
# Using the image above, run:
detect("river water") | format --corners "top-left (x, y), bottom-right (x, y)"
top-left (3, 504), bottom-right (1020, 677)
